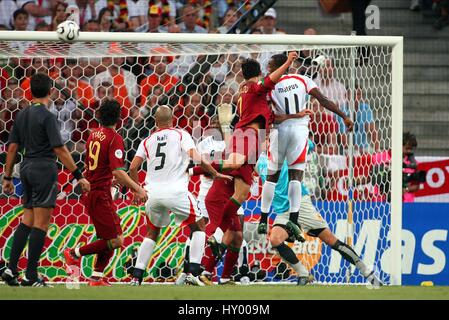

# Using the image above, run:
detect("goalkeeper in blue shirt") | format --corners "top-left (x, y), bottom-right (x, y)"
top-left (256, 139), bottom-right (382, 286)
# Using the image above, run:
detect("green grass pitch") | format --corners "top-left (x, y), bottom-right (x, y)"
top-left (1, 284), bottom-right (449, 300)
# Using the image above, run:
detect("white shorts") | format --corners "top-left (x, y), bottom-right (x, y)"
top-left (197, 194), bottom-right (244, 219)
top-left (273, 195), bottom-right (328, 235)
top-left (268, 123), bottom-right (309, 172)
top-left (146, 191), bottom-right (202, 228)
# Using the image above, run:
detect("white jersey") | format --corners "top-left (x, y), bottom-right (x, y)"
top-left (196, 136), bottom-right (226, 198)
top-left (270, 73), bottom-right (318, 126)
top-left (136, 128), bottom-right (195, 195)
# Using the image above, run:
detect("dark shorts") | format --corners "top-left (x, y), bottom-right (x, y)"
top-left (83, 189), bottom-right (122, 240)
top-left (20, 160), bottom-right (58, 209)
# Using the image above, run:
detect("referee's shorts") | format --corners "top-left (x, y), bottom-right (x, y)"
top-left (20, 160), bottom-right (58, 209)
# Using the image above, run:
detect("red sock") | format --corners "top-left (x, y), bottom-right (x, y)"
top-left (79, 239), bottom-right (110, 256)
top-left (94, 249), bottom-right (114, 273)
top-left (190, 162), bottom-right (222, 176)
top-left (221, 247), bottom-right (240, 279)
top-left (222, 198), bottom-right (241, 231)
top-left (202, 245), bottom-right (218, 274)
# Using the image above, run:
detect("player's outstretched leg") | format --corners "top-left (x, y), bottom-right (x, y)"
top-left (175, 238), bottom-right (190, 285)
top-left (259, 171), bottom-right (280, 235)
top-left (131, 228), bottom-right (158, 286)
top-left (318, 229), bottom-right (383, 286)
top-left (270, 226), bottom-right (313, 286)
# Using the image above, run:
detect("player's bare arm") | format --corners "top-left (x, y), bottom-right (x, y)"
top-left (309, 88), bottom-right (354, 131)
top-left (129, 156), bottom-right (144, 184)
top-left (112, 169), bottom-right (148, 204)
top-left (188, 148), bottom-right (233, 181)
top-left (274, 109), bottom-right (314, 124)
top-left (53, 145), bottom-right (91, 192)
top-left (268, 51), bottom-right (298, 83)
top-left (2, 143), bottom-right (19, 194)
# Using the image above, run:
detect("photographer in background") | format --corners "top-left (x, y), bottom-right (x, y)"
top-left (403, 132), bottom-right (425, 202)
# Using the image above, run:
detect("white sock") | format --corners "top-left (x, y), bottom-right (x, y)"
top-left (288, 180), bottom-right (302, 213)
top-left (261, 181), bottom-right (276, 213)
top-left (135, 238), bottom-right (156, 270)
top-left (290, 261), bottom-right (309, 277)
top-left (189, 231), bottom-right (206, 264)
top-left (213, 228), bottom-right (224, 244)
top-left (238, 239), bottom-right (248, 267)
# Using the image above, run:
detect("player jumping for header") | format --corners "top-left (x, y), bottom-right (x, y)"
top-left (64, 99), bottom-right (148, 286)
top-left (190, 52), bottom-right (302, 285)
top-left (259, 53), bottom-right (353, 240)
top-left (128, 105), bottom-right (232, 286)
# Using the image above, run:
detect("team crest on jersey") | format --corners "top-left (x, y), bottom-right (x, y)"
top-left (115, 149), bottom-right (123, 159)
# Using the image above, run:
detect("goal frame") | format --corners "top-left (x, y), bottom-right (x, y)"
top-left (0, 31), bottom-right (403, 285)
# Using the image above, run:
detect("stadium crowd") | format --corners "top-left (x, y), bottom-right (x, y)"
top-left (0, 0), bottom-right (382, 201)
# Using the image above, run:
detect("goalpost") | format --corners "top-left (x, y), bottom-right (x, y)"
top-left (0, 31), bottom-right (403, 286)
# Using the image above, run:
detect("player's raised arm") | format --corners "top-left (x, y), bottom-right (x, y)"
top-left (309, 88), bottom-right (354, 131)
top-left (268, 51), bottom-right (298, 84)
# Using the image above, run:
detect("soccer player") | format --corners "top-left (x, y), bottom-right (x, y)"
top-left (257, 140), bottom-right (382, 286)
top-left (176, 114), bottom-right (248, 285)
top-left (191, 52), bottom-right (300, 285)
top-left (1, 73), bottom-right (90, 287)
top-left (259, 53), bottom-right (354, 239)
top-left (64, 99), bottom-right (148, 286)
top-left (128, 105), bottom-right (231, 286)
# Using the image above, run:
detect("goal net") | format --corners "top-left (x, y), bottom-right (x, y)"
top-left (0, 32), bottom-right (402, 285)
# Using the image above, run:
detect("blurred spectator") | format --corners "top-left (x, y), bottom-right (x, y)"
top-left (135, 5), bottom-right (170, 32)
top-left (1, 79), bottom-right (26, 144)
top-left (259, 8), bottom-right (285, 34)
top-left (402, 132), bottom-right (423, 202)
top-left (0, 0), bottom-right (19, 29)
top-left (309, 98), bottom-right (339, 155)
top-left (13, 8), bottom-right (30, 31)
top-left (337, 83), bottom-right (379, 154)
top-left (98, 7), bottom-right (115, 32)
top-left (148, 0), bottom-right (177, 26)
top-left (174, 90), bottom-right (209, 135)
top-left (207, 54), bottom-right (228, 84)
top-left (60, 58), bottom-right (96, 109)
top-left (178, 4), bottom-right (207, 33)
top-left (314, 57), bottom-right (347, 108)
top-left (49, 79), bottom-right (79, 145)
top-left (217, 6), bottom-right (240, 33)
top-left (295, 28), bottom-right (319, 78)
top-left (82, 18), bottom-right (101, 31)
top-left (65, 0), bottom-right (107, 25)
top-left (35, 21), bottom-right (51, 31)
top-left (140, 84), bottom-right (163, 117)
top-left (124, 0), bottom-right (149, 29)
top-left (434, 0), bottom-right (449, 30)
top-left (18, 0), bottom-right (53, 31)
top-left (21, 58), bottom-right (59, 101)
top-left (224, 55), bottom-right (244, 94)
top-left (93, 56), bottom-right (139, 119)
top-left (51, 1), bottom-right (69, 30)
top-left (140, 56), bottom-right (178, 107)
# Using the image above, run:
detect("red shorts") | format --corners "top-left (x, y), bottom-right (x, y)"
top-left (205, 179), bottom-right (241, 234)
top-left (83, 189), bottom-right (122, 240)
top-left (228, 127), bottom-right (259, 185)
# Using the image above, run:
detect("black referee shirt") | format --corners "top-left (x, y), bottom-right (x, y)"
top-left (8, 102), bottom-right (64, 161)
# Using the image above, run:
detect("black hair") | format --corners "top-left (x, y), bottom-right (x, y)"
top-left (269, 54), bottom-right (288, 71)
top-left (241, 58), bottom-right (261, 80)
top-left (98, 99), bottom-right (121, 126)
top-left (30, 73), bottom-right (52, 98)
top-left (98, 7), bottom-right (114, 29)
top-left (13, 8), bottom-right (29, 20)
top-left (403, 131), bottom-right (417, 148)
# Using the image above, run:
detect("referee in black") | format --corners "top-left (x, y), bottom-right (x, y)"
top-left (1, 73), bottom-right (90, 287)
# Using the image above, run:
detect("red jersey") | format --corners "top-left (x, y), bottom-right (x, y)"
top-left (236, 76), bottom-right (275, 130)
top-left (85, 127), bottom-right (125, 190)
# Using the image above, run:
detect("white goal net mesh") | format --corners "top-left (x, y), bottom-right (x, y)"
top-left (0, 38), bottom-right (394, 285)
